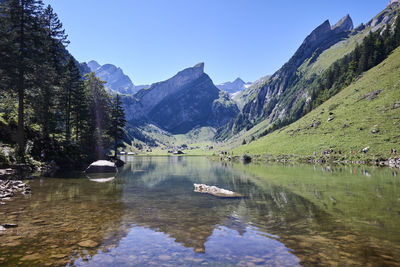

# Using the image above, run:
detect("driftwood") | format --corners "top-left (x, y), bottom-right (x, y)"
top-left (194, 183), bottom-right (243, 198)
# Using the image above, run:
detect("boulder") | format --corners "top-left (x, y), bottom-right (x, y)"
top-left (194, 184), bottom-right (243, 198)
top-left (113, 158), bottom-right (125, 167)
top-left (85, 160), bottom-right (117, 173)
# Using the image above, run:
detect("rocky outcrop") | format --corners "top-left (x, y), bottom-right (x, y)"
top-left (331, 14), bottom-right (353, 34)
top-left (123, 63), bottom-right (239, 134)
top-left (0, 180), bottom-right (31, 203)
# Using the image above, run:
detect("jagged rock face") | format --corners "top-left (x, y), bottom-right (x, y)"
top-left (331, 14), bottom-right (353, 34)
top-left (217, 78), bottom-right (250, 94)
top-left (123, 63), bottom-right (239, 134)
top-left (87, 60), bottom-right (138, 95)
top-left (231, 15), bottom-right (354, 133)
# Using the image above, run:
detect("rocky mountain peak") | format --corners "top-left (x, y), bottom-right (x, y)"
top-left (86, 61), bottom-right (136, 94)
top-left (233, 78), bottom-right (245, 84)
top-left (389, 0), bottom-right (400, 6)
top-left (87, 60), bottom-right (101, 71)
top-left (216, 77), bottom-right (250, 94)
top-left (331, 14), bottom-right (354, 34)
top-left (123, 63), bottom-right (238, 134)
top-left (194, 62), bottom-right (205, 71)
top-left (170, 63), bottom-right (205, 85)
top-left (301, 20), bottom-right (331, 48)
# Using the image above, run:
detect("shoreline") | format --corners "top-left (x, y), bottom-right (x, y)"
top-left (213, 153), bottom-right (400, 170)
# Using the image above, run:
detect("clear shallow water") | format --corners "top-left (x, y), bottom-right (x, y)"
top-left (0, 157), bottom-right (399, 266)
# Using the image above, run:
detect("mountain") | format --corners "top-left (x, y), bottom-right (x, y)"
top-left (123, 63), bottom-right (239, 134)
top-left (234, 46), bottom-right (400, 160)
top-left (216, 78), bottom-right (251, 94)
top-left (78, 62), bottom-right (91, 75)
top-left (217, 3), bottom-right (400, 140)
top-left (86, 60), bottom-right (149, 94)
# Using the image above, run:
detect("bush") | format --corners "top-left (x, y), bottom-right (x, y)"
top-left (241, 154), bottom-right (252, 164)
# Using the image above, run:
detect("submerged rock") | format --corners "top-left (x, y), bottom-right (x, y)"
top-left (85, 160), bottom-right (117, 173)
top-left (194, 184), bottom-right (243, 198)
top-left (78, 240), bottom-right (99, 248)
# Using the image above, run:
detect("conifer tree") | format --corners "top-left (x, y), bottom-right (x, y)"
top-left (83, 73), bottom-right (111, 160)
top-left (62, 58), bottom-right (83, 142)
top-left (2, 0), bottom-right (45, 161)
top-left (109, 94), bottom-right (126, 158)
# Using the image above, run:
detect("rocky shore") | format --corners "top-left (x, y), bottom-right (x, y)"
top-left (0, 179), bottom-right (31, 204)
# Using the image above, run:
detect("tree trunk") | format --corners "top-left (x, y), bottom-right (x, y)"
top-left (17, 75), bottom-right (25, 161)
top-left (65, 86), bottom-right (71, 142)
top-left (17, 2), bottom-right (26, 162)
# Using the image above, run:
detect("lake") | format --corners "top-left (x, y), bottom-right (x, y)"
top-left (0, 156), bottom-right (399, 266)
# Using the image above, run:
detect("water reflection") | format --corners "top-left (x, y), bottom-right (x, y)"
top-left (86, 173), bottom-right (116, 183)
top-left (0, 157), bottom-right (399, 266)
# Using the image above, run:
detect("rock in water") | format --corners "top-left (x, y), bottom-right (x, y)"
top-left (194, 184), bottom-right (243, 198)
top-left (78, 240), bottom-right (99, 248)
top-left (85, 160), bottom-right (117, 173)
top-left (2, 223), bottom-right (18, 228)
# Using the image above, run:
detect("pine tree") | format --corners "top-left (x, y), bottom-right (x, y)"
top-left (393, 13), bottom-right (400, 47)
top-left (83, 73), bottom-right (111, 160)
top-left (1, 0), bottom-right (45, 161)
top-left (62, 58), bottom-right (83, 142)
top-left (109, 94), bottom-right (126, 158)
top-left (36, 4), bottom-right (69, 139)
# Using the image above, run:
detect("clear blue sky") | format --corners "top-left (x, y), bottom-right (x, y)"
top-left (45, 0), bottom-right (388, 85)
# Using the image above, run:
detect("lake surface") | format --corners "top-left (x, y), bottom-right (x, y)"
top-left (1, 157), bottom-right (400, 266)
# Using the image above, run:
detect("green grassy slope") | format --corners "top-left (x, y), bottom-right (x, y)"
top-left (233, 47), bottom-right (400, 160)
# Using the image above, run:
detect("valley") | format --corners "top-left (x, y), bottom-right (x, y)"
top-left (78, 1), bottom-right (400, 165)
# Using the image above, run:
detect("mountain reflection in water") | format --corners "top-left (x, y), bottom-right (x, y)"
top-left (0, 157), bottom-right (399, 266)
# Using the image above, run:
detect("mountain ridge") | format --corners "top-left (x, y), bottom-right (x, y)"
top-left (216, 7), bottom-right (399, 140)
top-left (123, 63), bottom-right (239, 134)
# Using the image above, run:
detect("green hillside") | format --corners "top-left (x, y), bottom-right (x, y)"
top-left (233, 47), bottom-right (400, 161)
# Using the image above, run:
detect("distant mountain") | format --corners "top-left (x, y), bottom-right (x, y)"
top-left (216, 78), bottom-right (251, 94)
top-left (78, 62), bottom-right (91, 76)
top-left (87, 60), bottom-right (101, 71)
top-left (122, 63), bottom-right (239, 134)
top-left (86, 60), bottom-right (137, 94)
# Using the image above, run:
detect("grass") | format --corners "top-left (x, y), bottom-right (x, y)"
top-left (231, 47), bottom-right (400, 161)
top-left (123, 125), bottom-right (216, 156)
